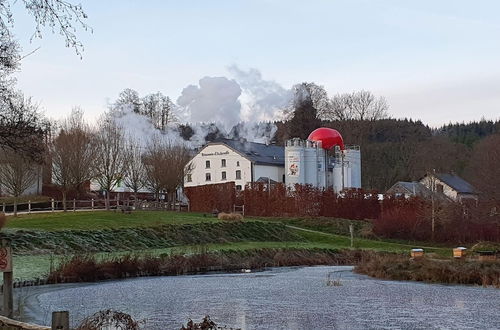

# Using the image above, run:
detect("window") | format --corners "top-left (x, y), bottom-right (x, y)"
top-left (236, 161), bottom-right (240, 167)
top-left (186, 174), bottom-right (192, 182)
top-left (205, 160), bottom-right (210, 169)
top-left (282, 174), bottom-right (285, 183)
top-left (221, 171), bottom-right (227, 180)
top-left (236, 170), bottom-right (241, 180)
top-left (221, 159), bottom-right (226, 167)
top-left (205, 173), bottom-right (211, 181)
top-left (236, 185), bottom-right (242, 191)
top-left (436, 184), bottom-right (444, 193)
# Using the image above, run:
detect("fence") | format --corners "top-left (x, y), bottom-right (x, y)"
top-left (1, 198), bottom-right (189, 215)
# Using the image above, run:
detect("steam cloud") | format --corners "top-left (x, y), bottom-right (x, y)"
top-left (113, 65), bottom-right (295, 148)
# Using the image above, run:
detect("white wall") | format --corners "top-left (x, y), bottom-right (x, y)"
top-left (253, 164), bottom-right (285, 183)
top-left (420, 176), bottom-right (458, 201)
top-left (185, 143), bottom-right (252, 189)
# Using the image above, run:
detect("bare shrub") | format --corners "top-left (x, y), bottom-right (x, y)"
top-left (180, 315), bottom-right (217, 330)
top-left (355, 252), bottom-right (500, 287)
top-left (218, 212), bottom-right (243, 221)
top-left (76, 309), bottom-right (143, 330)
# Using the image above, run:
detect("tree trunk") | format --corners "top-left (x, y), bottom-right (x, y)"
top-left (62, 190), bottom-right (67, 212)
top-left (105, 190), bottom-right (110, 211)
top-left (13, 197), bottom-right (18, 217)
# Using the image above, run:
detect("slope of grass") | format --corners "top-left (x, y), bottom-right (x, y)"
top-left (2, 221), bottom-right (302, 255)
top-left (1, 211), bottom-right (455, 281)
top-left (5, 211), bottom-right (214, 231)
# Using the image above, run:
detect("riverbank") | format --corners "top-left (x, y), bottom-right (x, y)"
top-left (1, 210), bottom-right (456, 283)
top-left (354, 253), bottom-right (500, 287)
top-left (46, 248), bottom-right (365, 283)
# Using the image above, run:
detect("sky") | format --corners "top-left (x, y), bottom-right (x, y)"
top-left (10, 0), bottom-right (500, 127)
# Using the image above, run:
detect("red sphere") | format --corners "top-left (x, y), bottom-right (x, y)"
top-left (307, 128), bottom-right (345, 150)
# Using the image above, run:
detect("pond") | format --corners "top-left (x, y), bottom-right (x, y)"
top-left (19, 266), bottom-right (500, 329)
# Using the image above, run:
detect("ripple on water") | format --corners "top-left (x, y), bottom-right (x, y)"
top-left (19, 266), bottom-right (500, 330)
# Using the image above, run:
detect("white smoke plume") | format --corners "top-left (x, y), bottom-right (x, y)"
top-left (177, 76), bottom-right (242, 133)
top-left (112, 66), bottom-right (297, 148)
top-left (228, 65), bottom-right (292, 122)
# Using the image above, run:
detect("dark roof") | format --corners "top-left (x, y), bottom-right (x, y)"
top-left (387, 182), bottom-right (434, 198)
top-left (387, 181), bottom-right (449, 201)
top-left (435, 173), bottom-right (476, 194)
top-left (255, 177), bottom-right (279, 184)
top-left (211, 139), bottom-right (285, 166)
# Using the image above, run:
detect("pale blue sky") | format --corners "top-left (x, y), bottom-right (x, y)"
top-left (10, 0), bottom-right (500, 126)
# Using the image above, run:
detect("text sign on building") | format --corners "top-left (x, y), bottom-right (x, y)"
top-left (287, 151), bottom-right (300, 177)
top-left (201, 151), bottom-right (230, 157)
top-left (0, 246), bottom-right (12, 272)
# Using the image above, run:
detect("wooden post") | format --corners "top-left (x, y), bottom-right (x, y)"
top-left (51, 311), bottom-right (70, 330)
top-left (1, 203), bottom-right (4, 213)
top-left (1, 239), bottom-right (13, 319)
top-left (28, 200), bottom-right (31, 214)
top-left (73, 199), bottom-right (76, 212)
top-left (242, 205), bottom-right (245, 217)
top-left (91, 198), bottom-right (94, 210)
top-left (349, 224), bottom-right (354, 248)
top-left (51, 198), bottom-right (55, 212)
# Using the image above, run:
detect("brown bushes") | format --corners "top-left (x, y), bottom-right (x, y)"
top-left (355, 253), bottom-right (500, 287)
top-left (186, 183), bottom-right (499, 243)
top-left (186, 182), bottom-right (380, 219)
top-left (217, 212), bottom-right (243, 221)
top-left (374, 197), bottom-right (500, 243)
top-left (47, 248), bottom-right (367, 284)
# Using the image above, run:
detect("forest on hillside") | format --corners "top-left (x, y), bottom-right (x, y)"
top-left (274, 116), bottom-right (500, 194)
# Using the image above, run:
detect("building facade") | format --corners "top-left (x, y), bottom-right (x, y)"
top-left (185, 138), bottom-right (361, 192)
top-left (184, 139), bottom-right (285, 190)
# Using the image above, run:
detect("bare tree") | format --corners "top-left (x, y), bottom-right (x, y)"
top-left (326, 90), bottom-right (389, 121)
top-left (51, 109), bottom-right (97, 211)
top-left (123, 138), bottom-right (146, 204)
top-left (94, 115), bottom-right (126, 210)
top-left (0, 0), bottom-right (90, 56)
top-left (0, 150), bottom-right (39, 216)
top-left (143, 138), bottom-right (167, 203)
top-left (115, 88), bottom-right (142, 114)
top-left (163, 144), bottom-right (192, 209)
top-left (0, 92), bottom-right (47, 160)
top-left (467, 134), bottom-right (500, 201)
top-left (142, 138), bottom-right (192, 208)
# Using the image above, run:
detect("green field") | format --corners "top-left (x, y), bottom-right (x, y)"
top-left (5, 211), bottom-right (218, 231)
top-left (3, 210), bottom-right (451, 281)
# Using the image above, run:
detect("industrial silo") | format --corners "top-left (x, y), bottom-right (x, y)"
top-left (285, 138), bottom-right (305, 187)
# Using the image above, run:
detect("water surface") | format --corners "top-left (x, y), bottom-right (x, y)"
top-left (20, 266), bottom-right (500, 329)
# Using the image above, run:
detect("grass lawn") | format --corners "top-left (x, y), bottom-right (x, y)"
top-left (2, 210), bottom-right (453, 281)
top-left (5, 211), bottom-right (216, 231)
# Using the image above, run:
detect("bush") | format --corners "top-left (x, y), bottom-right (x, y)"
top-left (217, 212), bottom-right (243, 221)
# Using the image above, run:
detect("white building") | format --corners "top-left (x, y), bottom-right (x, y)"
top-left (185, 138), bottom-right (361, 192)
top-left (184, 139), bottom-right (285, 191)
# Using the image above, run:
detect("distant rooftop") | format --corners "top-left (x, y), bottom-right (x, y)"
top-left (434, 173), bottom-right (476, 194)
top-left (210, 139), bottom-right (285, 166)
